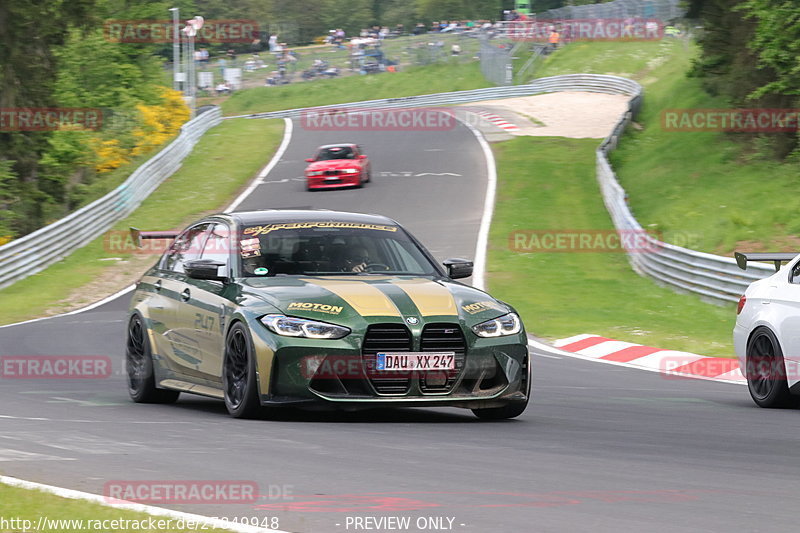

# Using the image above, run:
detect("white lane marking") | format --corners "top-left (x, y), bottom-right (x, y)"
top-left (1, 434), bottom-right (146, 455)
top-left (458, 115), bottom-right (496, 291)
top-left (46, 397), bottom-right (126, 407)
top-left (0, 415), bottom-right (49, 421)
top-left (528, 338), bottom-right (745, 386)
top-left (0, 285), bottom-right (135, 330)
top-left (0, 449), bottom-right (75, 462)
top-left (225, 117), bottom-right (293, 212)
top-left (377, 171), bottom-right (461, 177)
top-left (0, 475), bottom-right (289, 533)
top-left (415, 172), bottom-right (461, 177)
top-left (536, 353), bottom-right (561, 359)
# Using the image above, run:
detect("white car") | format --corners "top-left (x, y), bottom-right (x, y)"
top-left (734, 252), bottom-right (800, 407)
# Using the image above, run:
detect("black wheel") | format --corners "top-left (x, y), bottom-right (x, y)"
top-left (472, 355), bottom-right (530, 420)
top-left (746, 327), bottom-right (795, 408)
top-left (126, 314), bottom-right (180, 404)
top-left (223, 322), bottom-right (261, 418)
top-left (365, 169), bottom-right (371, 183)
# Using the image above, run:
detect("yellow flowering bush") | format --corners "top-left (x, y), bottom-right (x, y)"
top-left (131, 87), bottom-right (190, 157)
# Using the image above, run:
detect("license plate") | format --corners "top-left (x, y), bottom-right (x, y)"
top-left (324, 177), bottom-right (341, 181)
top-left (375, 352), bottom-right (455, 371)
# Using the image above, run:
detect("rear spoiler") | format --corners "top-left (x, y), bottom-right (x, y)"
top-left (130, 227), bottom-right (180, 248)
top-left (734, 252), bottom-right (797, 271)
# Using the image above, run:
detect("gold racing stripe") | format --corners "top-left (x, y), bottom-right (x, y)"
top-left (301, 279), bottom-right (401, 317)
top-left (390, 278), bottom-right (458, 317)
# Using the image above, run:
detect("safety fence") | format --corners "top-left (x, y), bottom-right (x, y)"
top-left (0, 108), bottom-right (222, 290)
top-left (540, 0), bottom-right (685, 20)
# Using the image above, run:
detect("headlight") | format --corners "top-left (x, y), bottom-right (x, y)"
top-left (471, 313), bottom-right (521, 338)
top-left (340, 168), bottom-right (359, 174)
top-left (260, 314), bottom-right (350, 339)
top-left (307, 171), bottom-right (324, 176)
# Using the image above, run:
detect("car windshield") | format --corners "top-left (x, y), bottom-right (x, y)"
top-left (315, 146), bottom-right (356, 160)
top-left (238, 221), bottom-right (438, 277)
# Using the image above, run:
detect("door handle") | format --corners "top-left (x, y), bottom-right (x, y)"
top-left (154, 280), bottom-right (162, 292)
top-left (181, 288), bottom-right (191, 302)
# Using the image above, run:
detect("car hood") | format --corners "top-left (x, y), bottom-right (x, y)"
top-left (306, 159), bottom-right (361, 171)
top-left (239, 276), bottom-right (513, 327)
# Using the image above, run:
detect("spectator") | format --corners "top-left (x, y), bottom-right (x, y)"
top-left (451, 43), bottom-right (461, 56)
top-left (268, 34), bottom-right (278, 52)
top-left (215, 81), bottom-right (231, 95)
top-left (548, 29), bottom-right (560, 51)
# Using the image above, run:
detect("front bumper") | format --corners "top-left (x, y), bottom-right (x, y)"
top-left (252, 326), bottom-right (529, 409)
top-left (307, 173), bottom-right (361, 189)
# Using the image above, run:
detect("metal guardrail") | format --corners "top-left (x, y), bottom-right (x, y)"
top-left (1, 75), bottom-right (773, 302)
top-left (0, 108), bottom-right (222, 289)
top-left (229, 74), bottom-right (643, 120)
top-left (594, 83), bottom-right (773, 304)
top-left (236, 74), bottom-right (770, 304)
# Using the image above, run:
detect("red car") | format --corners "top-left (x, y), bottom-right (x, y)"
top-left (305, 144), bottom-right (371, 191)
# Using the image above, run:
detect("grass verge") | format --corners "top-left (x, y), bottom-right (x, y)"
top-left (0, 484), bottom-right (231, 532)
top-left (0, 118), bottom-right (284, 326)
top-left (221, 61), bottom-right (490, 116)
top-left (488, 136), bottom-right (735, 356)
top-left (607, 40), bottom-right (800, 254)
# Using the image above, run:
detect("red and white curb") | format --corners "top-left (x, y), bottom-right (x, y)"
top-left (550, 334), bottom-right (745, 384)
top-left (473, 110), bottom-right (521, 132)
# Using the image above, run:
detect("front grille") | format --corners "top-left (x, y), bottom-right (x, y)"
top-left (420, 323), bottom-right (466, 392)
top-left (362, 324), bottom-right (412, 394)
top-left (324, 170), bottom-right (340, 176)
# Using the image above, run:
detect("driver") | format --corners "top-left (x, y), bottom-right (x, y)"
top-left (342, 246), bottom-right (370, 273)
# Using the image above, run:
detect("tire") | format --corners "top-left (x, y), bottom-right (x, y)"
top-left (365, 169), bottom-right (371, 183)
top-left (222, 322), bottom-right (261, 418)
top-left (472, 355), bottom-right (530, 420)
top-left (746, 327), bottom-right (795, 408)
top-left (126, 314), bottom-right (180, 404)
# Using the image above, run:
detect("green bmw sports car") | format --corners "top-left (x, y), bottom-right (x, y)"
top-left (126, 210), bottom-right (530, 419)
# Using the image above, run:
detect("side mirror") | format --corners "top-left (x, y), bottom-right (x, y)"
top-left (305, 158), bottom-right (314, 162)
top-left (185, 259), bottom-right (228, 282)
top-left (358, 154), bottom-right (367, 160)
top-left (443, 258), bottom-right (473, 279)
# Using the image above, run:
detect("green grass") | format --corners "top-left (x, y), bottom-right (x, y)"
top-left (221, 61), bottom-right (490, 116)
top-left (488, 137), bottom-right (735, 356)
top-left (532, 39), bottom-right (685, 82)
top-left (0, 484), bottom-right (231, 532)
top-left (0, 118), bottom-right (284, 326)
top-left (607, 42), bottom-right (800, 254)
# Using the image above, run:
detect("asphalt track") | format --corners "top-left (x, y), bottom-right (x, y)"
top-left (2, 115), bottom-right (800, 533)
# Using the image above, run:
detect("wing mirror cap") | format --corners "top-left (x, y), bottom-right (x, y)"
top-left (443, 258), bottom-right (473, 279)
top-left (185, 259), bottom-right (228, 282)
